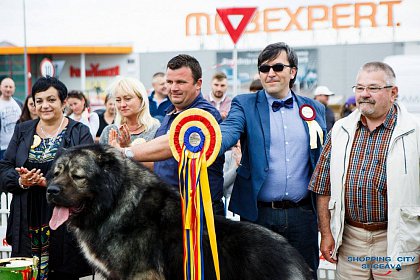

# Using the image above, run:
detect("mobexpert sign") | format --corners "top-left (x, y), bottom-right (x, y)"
top-left (186, 1), bottom-right (401, 36)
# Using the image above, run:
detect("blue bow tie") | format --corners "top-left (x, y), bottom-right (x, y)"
top-left (272, 98), bottom-right (293, 112)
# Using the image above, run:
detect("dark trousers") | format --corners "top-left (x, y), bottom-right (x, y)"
top-left (0, 149), bottom-right (5, 160)
top-left (243, 204), bottom-right (319, 280)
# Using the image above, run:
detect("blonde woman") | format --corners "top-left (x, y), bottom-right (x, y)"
top-left (99, 76), bottom-right (160, 147)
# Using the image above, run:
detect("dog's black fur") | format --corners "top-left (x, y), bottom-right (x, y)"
top-left (46, 144), bottom-right (313, 280)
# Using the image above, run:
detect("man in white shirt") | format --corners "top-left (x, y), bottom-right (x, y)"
top-left (0, 77), bottom-right (22, 159)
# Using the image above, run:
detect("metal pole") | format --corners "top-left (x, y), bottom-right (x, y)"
top-left (80, 53), bottom-right (86, 92)
top-left (22, 0), bottom-right (28, 96)
top-left (233, 44), bottom-right (238, 97)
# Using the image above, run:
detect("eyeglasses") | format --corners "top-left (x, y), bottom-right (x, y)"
top-left (258, 63), bottom-right (292, 73)
top-left (352, 85), bottom-right (393, 93)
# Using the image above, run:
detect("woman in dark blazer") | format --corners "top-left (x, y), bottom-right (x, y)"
top-left (0, 76), bottom-right (93, 280)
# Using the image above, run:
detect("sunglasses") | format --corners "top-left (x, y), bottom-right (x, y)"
top-left (258, 63), bottom-right (293, 73)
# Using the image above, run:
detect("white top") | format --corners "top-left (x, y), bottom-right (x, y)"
top-left (69, 110), bottom-right (100, 138)
top-left (0, 98), bottom-right (22, 150)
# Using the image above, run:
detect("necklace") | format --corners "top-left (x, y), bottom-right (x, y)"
top-left (40, 117), bottom-right (65, 159)
top-left (127, 123), bottom-right (143, 132)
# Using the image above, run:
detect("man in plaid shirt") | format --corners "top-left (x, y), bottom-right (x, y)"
top-left (309, 62), bottom-right (420, 279)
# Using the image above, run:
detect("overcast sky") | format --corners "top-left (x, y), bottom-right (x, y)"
top-left (1, 0), bottom-right (420, 53)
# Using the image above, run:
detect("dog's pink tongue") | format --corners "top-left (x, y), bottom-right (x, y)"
top-left (50, 206), bottom-right (70, 230)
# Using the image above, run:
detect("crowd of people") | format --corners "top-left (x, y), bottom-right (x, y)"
top-left (0, 41), bottom-right (418, 280)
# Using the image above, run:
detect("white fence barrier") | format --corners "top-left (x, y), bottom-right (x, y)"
top-left (0, 192), bottom-right (12, 258)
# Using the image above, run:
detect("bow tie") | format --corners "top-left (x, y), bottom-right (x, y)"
top-left (272, 98), bottom-right (293, 112)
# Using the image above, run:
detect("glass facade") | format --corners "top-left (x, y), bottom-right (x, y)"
top-left (0, 55), bottom-right (26, 102)
top-left (0, 54), bottom-right (53, 102)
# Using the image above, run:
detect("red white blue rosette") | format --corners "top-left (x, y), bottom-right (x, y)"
top-left (169, 108), bottom-right (222, 166)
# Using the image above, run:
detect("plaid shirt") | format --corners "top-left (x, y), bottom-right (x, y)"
top-left (309, 106), bottom-right (397, 223)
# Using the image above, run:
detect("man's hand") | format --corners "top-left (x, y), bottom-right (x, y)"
top-left (320, 232), bottom-right (337, 263)
top-left (317, 194), bottom-right (337, 264)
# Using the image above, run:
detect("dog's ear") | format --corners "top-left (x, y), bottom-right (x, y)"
top-left (96, 146), bottom-right (124, 167)
top-left (55, 147), bottom-right (68, 160)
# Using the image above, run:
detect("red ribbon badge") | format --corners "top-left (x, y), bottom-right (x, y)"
top-left (299, 104), bottom-right (316, 121)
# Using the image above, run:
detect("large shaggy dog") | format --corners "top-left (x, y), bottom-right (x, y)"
top-left (46, 145), bottom-right (313, 280)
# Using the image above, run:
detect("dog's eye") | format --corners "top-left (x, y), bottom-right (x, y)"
top-left (72, 174), bottom-right (85, 180)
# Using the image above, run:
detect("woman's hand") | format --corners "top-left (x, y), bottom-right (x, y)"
top-left (118, 124), bottom-right (131, 148)
top-left (15, 167), bottom-right (45, 188)
top-left (108, 128), bottom-right (121, 148)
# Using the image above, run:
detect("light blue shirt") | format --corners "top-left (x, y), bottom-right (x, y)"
top-left (257, 91), bottom-right (310, 202)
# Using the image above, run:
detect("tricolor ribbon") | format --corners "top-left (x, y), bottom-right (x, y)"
top-left (170, 109), bottom-right (222, 280)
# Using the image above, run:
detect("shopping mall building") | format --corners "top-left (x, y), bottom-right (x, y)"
top-left (1, 0), bottom-right (419, 111)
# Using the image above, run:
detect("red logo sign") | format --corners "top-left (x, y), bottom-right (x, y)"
top-left (70, 64), bottom-right (119, 77)
top-left (216, 7), bottom-right (257, 44)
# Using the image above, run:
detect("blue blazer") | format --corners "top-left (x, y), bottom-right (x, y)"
top-left (220, 90), bottom-right (326, 221)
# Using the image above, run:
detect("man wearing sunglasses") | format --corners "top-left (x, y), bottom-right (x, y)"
top-left (310, 62), bottom-right (420, 279)
top-left (219, 42), bottom-right (327, 279)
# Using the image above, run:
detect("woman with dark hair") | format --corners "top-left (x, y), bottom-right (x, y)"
top-left (66, 90), bottom-right (100, 138)
top-left (95, 93), bottom-right (115, 142)
top-left (0, 76), bottom-right (93, 279)
top-left (249, 78), bottom-right (263, 92)
top-left (18, 94), bottom-right (38, 123)
top-left (340, 96), bottom-right (357, 118)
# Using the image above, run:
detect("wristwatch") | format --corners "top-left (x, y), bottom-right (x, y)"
top-left (124, 147), bottom-right (134, 158)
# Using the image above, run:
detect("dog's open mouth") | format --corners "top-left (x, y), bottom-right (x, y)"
top-left (49, 205), bottom-right (84, 230)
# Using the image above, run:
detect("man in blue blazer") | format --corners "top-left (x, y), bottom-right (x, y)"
top-left (220, 42), bottom-right (326, 278)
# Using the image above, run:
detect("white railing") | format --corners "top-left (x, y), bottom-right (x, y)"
top-left (0, 192), bottom-right (12, 259)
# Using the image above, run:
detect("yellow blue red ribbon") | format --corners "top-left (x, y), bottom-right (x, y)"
top-left (170, 108), bottom-right (221, 280)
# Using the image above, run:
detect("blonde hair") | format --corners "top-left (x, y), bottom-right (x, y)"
top-left (107, 76), bottom-right (159, 131)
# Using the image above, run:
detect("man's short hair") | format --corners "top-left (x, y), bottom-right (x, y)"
top-left (152, 72), bottom-right (165, 79)
top-left (167, 54), bottom-right (202, 84)
top-left (152, 72), bottom-right (165, 85)
top-left (0, 76), bottom-right (14, 96)
top-left (0, 75), bottom-right (10, 84)
top-left (359, 62), bottom-right (396, 85)
top-left (258, 42), bottom-right (298, 89)
top-left (212, 72), bottom-right (227, 81)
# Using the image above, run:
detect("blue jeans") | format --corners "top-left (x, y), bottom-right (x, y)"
top-left (0, 149), bottom-right (5, 160)
top-left (243, 204), bottom-right (319, 279)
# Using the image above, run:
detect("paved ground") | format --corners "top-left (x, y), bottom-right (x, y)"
top-left (80, 275), bottom-right (104, 280)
